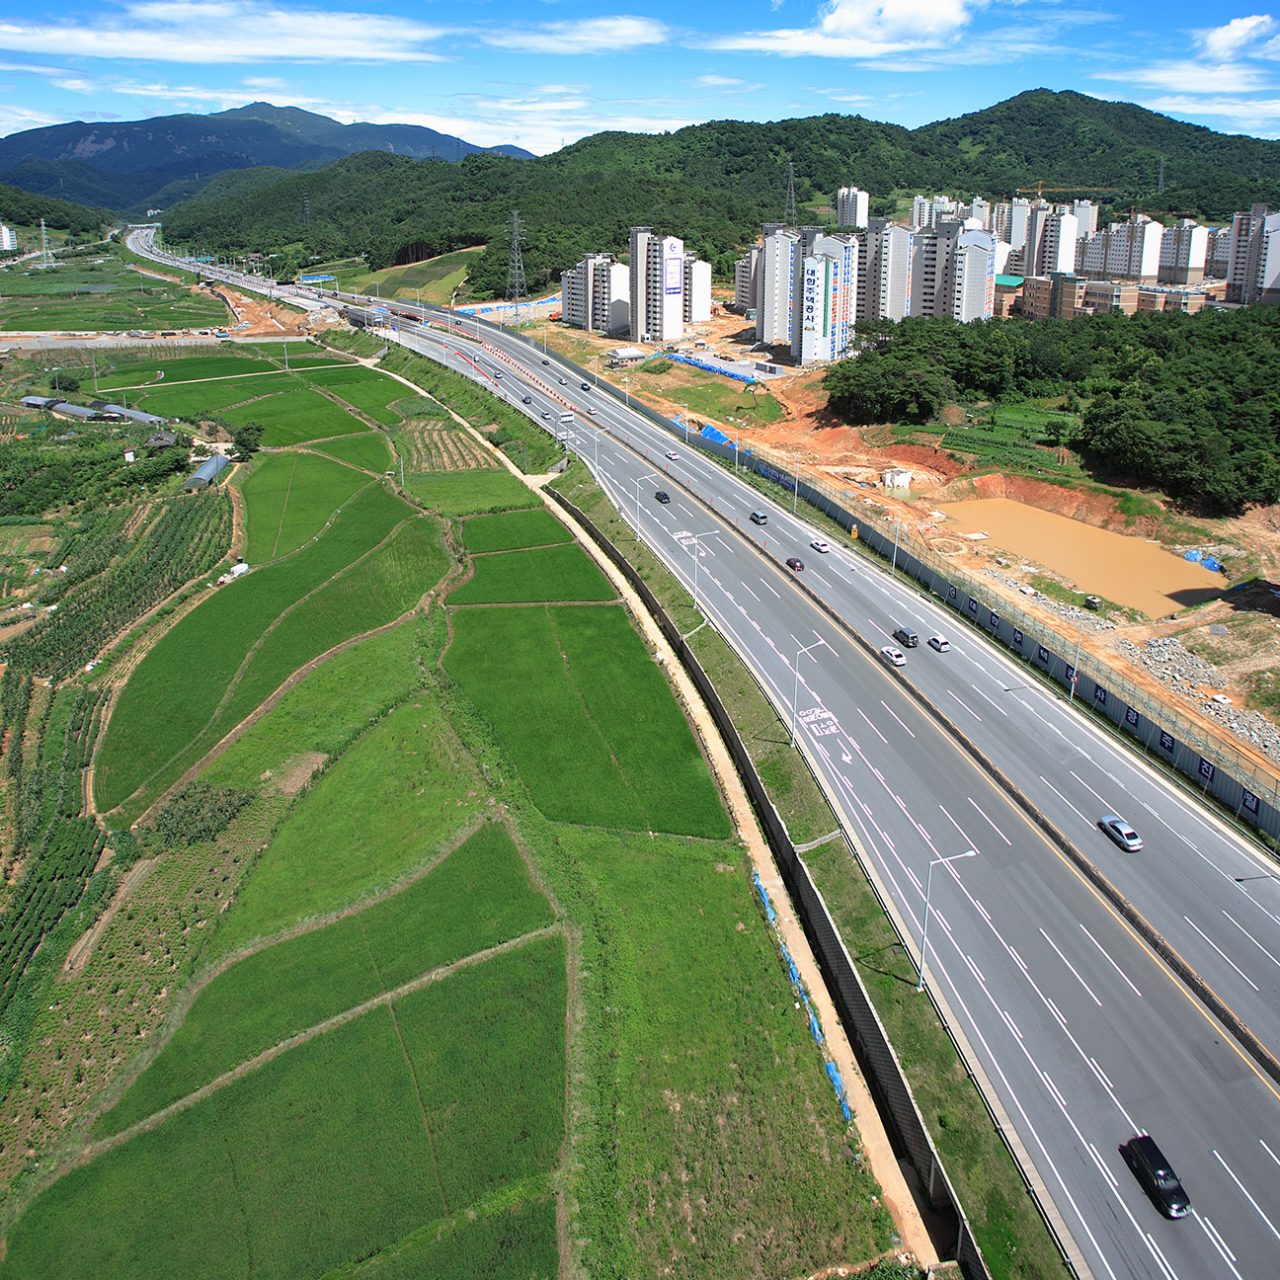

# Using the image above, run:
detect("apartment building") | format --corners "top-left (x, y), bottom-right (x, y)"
top-left (836, 185), bottom-right (869, 230)
top-left (857, 218), bottom-right (913, 321)
top-left (1023, 206), bottom-right (1077, 277)
top-left (1226, 204), bottom-right (1280, 304)
top-left (992, 197), bottom-right (1032, 250)
top-left (1077, 216), bottom-right (1163, 283)
top-left (755, 227), bottom-right (801, 345)
top-left (683, 254), bottom-right (712, 324)
top-left (562, 252), bottom-right (630, 334)
top-left (1158, 220), bottom-right (1209, 286)
top-left (0, 223), bottom-right (16, 253)
top-left (629, 226), bottom-right (687, 343)
top-left (795, 232), bottom-right (859, 365)
top-left (734, 245), bottom-right (760, 309)
top-left (951, 228), bottom-right (998, 322)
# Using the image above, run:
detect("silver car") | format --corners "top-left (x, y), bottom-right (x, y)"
top-left (1099, 815), bottom-right (1143, 852)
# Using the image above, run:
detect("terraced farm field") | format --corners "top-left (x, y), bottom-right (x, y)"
top-left (449, 543), bottom-right (614, 604)
top-left (462, 508), bottom-right (571, 552)
top-left (398, 421), bottom-right (496, 472)
top-left (311, 432), bottom-right (391, 473)
top-left (240, 452), bottom-right (370, 562)
top-left (221, 386), bottom-right (370, 445)
top-left (405, 468), bottom-right (533, 515)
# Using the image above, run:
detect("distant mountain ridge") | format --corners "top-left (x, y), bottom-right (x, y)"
top-left (0, 102), bottom-right (533, 212)
top-left (162, 89), bottom-right (1280, 300)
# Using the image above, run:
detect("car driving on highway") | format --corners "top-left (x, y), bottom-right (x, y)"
top-left (785, 557), bottom-right (804, 572)
top-left (810, 539), bottom-right (830, 553)
top-left (880, 646), bottom-right (907, 667)
top-left (1098, 814), bottom-right (1144, 852)
top-left (1121, 1135), bottom-right (1190, 1218)
top-left (928, 635), bottom-right (951, 652)
top-left (654, 491), bottom-right (671, 504)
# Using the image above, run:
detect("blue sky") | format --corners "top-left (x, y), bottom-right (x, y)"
top-left (1, 1), bottom-right (1279, 152)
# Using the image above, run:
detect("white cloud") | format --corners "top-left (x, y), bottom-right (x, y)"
top-left (0, 104), bottom-right (62, 135)
top-left (711, 0), bottom-right (982, 57)
top-left (697, 74), bottom-right (747, 85)
top-left (1196, 14), bottom-right (1275, 61)
top-left (0, 1), bottom-right (450, 64)
top-left (482, 15), bottom-right (670, 55)
top-left (1093, 60), bottom-right (1271, 95)
top-left (1130, 91), bottom-right (1280, 130)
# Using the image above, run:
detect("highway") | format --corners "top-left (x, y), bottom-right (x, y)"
top-left (128, 230), bottom-right (1280, 1277)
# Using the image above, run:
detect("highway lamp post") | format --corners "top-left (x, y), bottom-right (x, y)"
top-left (633, 471), bottom-right (657, 531)
top-left (688, 530), bottom-right (718, 618)
top-left (1234, 873), bottom-right (1280, 884)
top-left (733, 435), bottom-right (740, 476)
top-left (789, 639), bottom-right (828, 748)
top-left (622, 373), bottom-right (631, 409)
top-left (680, 406), bottom-right (690, 445)
top-left (791, 452), bottom-right (801, 515)
top-left (1068, 615), bottom-right (1085, 704)
top-left (917, 849), bottom-right (977, 993)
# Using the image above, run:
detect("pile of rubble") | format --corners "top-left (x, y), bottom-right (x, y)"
top-left (983, 568), bottom-right (1118, 632)
top-left (1118, 636), bottom-right (1280, 768)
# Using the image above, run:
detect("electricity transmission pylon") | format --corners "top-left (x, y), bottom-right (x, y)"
top-left (784, 161), bottom-right (798, 226)
top-left (506, 211), bottom-right (528, 327)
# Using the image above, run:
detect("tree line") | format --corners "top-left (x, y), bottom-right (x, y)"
top-left (822, 307), bottom-right (1280, 516)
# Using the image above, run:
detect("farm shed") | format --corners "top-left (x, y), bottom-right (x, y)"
top-left (184, 455), bottom-right (230, 491)
top-left (93, 402), bottom-right (168, 426)
top-left (21, 395), bottom-right (58, 409)
top-left (146, 429), bottom-right (179, 450)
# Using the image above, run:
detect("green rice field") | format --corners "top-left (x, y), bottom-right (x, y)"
top-left (311, 432), bottom-right (392, 473)
top-left (100, 823), bottom-right (552, 1134)
top-left (448, 544), bottom-right (614, 605)
top-left (446, 604), bottom-right (729, 838)
top-left (240, 452), bottom-right (370, 562)
top-left (404, 469), bottom-right (536, 515)
top-left (462, 508), bottom-right (571, 553)
top-left (222, 386), bottom-right (370, 446)
top-left (5, 936), bottom-right (566, 1280)
top-left (301, 366), bottom-right (406, 426)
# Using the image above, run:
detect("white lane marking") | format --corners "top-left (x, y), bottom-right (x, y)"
top-left (972, 684), bottom-right (1009, 716)
top-left (878, 700), bottom-right (916, 738)
top-left (855, 707), bottom-right (889, 745)
top-left (1144, 1233), bottom-right (1180, 1280)
top-left (760, 578), bottom-right (780, 599)
top-left (939, 806), bottom-right (976, 852)
top-left (1069, 769), bottom-right (1112, 810)
top-left (966, 797), bottom-right (1012, 846)
top-left (1079, 924), bottom-right (1143, 998)
top-left (947, 689), bottom-right (982, 721)
top-left (1196, 1212), bottom-right (1244, 1278)
top-left (739, 581), bottom-right (759, 602)
top-left (1088, 1142), bottom-right (1119, 1190)
top-left (1038, 775), bottom-right (1092, 826)
top-left (1213, 1148), bottom-right (1280, 1242)
top-left (1011, 692), bottom-right (1066, 738)
top-left (1183, 915), bottom-right (1260, 991)
top-left (1090, 1057), bottom-right (1114, 1090)
top-left (809, 569), bottom-right (831, 587)
top-left (1221, 910), bottom-right (1280, 971)
top-left (1001, 1008), bottom-right (1023, 1041)
top-left (1039, 928), bottom-right (1103, 1007)
top-left (1263, 1138), bottom-right (1280, 1169)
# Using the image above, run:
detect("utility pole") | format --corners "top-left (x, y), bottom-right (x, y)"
top-left (506, 210), bottom-right (528, 328)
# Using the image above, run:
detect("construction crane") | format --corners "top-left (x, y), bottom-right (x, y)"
top-left (1014, 182), bottom-right (1120, 199)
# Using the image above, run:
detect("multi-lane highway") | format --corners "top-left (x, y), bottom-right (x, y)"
top-left (127, 230), bottom-right (1280, 1277)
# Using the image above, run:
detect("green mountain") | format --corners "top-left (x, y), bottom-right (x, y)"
top-left (161, 90), bottom-right (1280, 296)
top-left (0, 182), bottom-right (111, 236)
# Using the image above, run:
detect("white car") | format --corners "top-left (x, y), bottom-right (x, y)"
top-left (665, 450), bottom-right (678, 460)
top-left (810, 539), bottom-right (831, 554)
top-left (928, 635), bottom-right (951, 652)
top-left (880, 646), bottom-right (907, 668)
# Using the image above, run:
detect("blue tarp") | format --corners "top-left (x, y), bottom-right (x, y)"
top-left (1184, 549), bottom-right (1203, 563)
top-left (1202, 556), bottom-right (1223, 573)
top-left (700, 424), bottom-right (731, 446)
top-left (826, 1062), bottom-right (852, 1122)
top-left (751, 870), bottom-right (776, 925)
top-left (666, 353), bottom-right (758, 384)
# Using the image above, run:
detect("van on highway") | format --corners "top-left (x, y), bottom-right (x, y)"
top-left (749, 511), bottom-right (768, 526)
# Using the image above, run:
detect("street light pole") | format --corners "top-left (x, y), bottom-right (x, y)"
top-left (633, 471), bottom-right (657, 529)
top-left (789, 639), bottom-right (829, 747)
top-left (1068, 615), bottom-right (1085, 704)
top-left (917, 849), bottom-right (977, 992)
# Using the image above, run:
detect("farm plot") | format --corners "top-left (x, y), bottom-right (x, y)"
top-left (398, 421), bottom-right (496, 472)
top-left (215, 515), bottom-right (441, 732)
top-left (300, 366), bottom-right (406, 426)
top-left (445, 605), bottom-right (729, 837)
top-left (462, 508), bottom-right (571, 553)
top-left (406, 469), bottom-right (535, 516)
top-left (131, 378), bottom-right (284, 420)
top-left (449, 544), bottom-right (614, 605)
top-left (311, 432), bottom-right (391, 473)
top-left (94, 482), bottom-right (410, 814)
top-left (240, 452), bottom-right (369, 563)
top-left (209, 687), bottom-right (484, 957)
top-left (221, 386), bottom-right (370, 446)
top-left (94, 352), bottom-right (279, 389)
top-left (6, 935), bottom-right (566, 1280)
top-left (101, 823), bottom-right (552, 1134)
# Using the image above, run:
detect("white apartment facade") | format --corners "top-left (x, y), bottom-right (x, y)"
top-left (1077, 217), bottom-right (1163, 283)
top-left (629, 226), bottom-right (687, 343)
top-left (0, 223), bottom-right (16, 253)
top-left (683, 255), bottom-right (712, 324)
top-left (857, 219), bottom-right (913, 322)
top-left (734, 246), bottom-right (760, 308)
top-left (1158, 220), bottom-right (1209, 286)
top-left (795, 233), bottom-right (858, 365)
top-left (562, 252), bottom-right (630, 335)
top-left (836, 186), bottom-right (869, 229)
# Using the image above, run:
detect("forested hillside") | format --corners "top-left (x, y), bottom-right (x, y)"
top-left (161, 89), bottom-right (1280, 294)
top-left (823, 307), bottom-right (1280, 515)
top-left (0, 183), bottom-right (110, 237)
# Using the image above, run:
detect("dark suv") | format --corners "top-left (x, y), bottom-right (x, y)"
top-left (1121, 1135), bottom-right (1191, 1219)
top-left (892, 626), bottom-right (920, 649)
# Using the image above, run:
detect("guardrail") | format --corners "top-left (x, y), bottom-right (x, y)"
top-left (548, 486), bottom-right (995, 1280)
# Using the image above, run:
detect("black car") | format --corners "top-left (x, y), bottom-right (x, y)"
top-left (541, 358), bottom-right (550, 365)
top-left (654, 491), bottom-right (671, 504)
top-left (1121, 1135), bottom-right (1191, 1219)
top-left (785, 557), bottom-right (804, 572)
top-left (580, 382), bottom-right (591, 391)
top-left (521, 395), bottom-right (532, 404)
